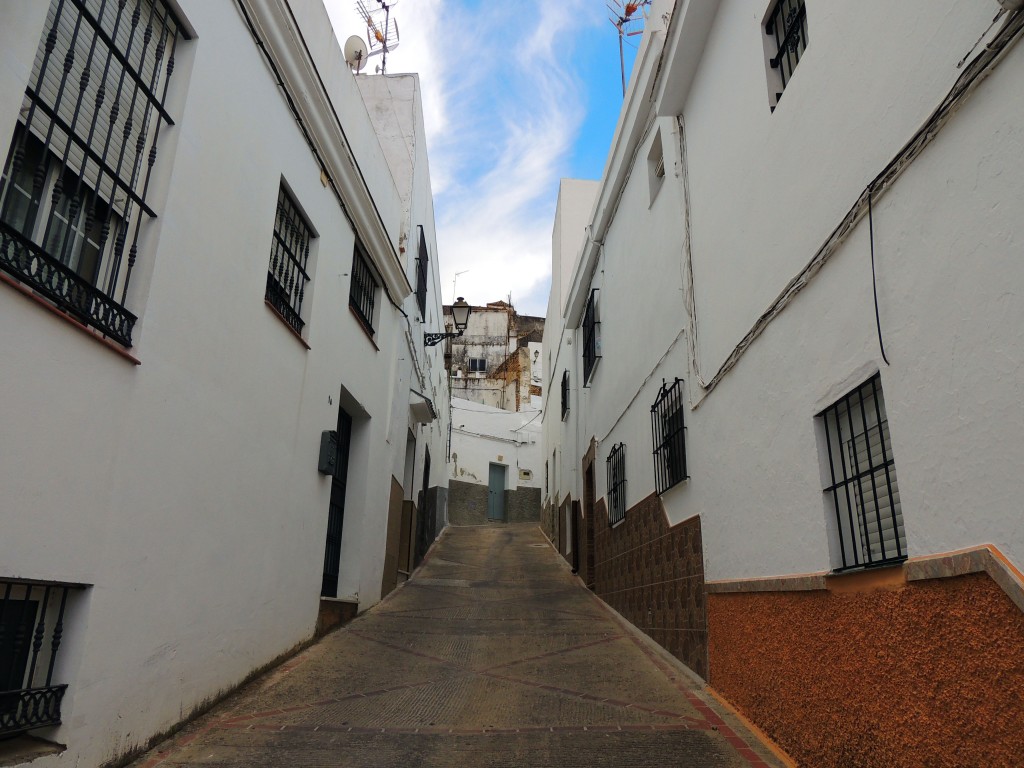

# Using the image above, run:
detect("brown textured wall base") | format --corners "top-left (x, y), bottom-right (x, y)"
top-left (708, 571), bottom-right (1024, 768)
top-left (315, 598), bottom-right (358, 636)
top-left (592, 493), bottom-right (707, 679)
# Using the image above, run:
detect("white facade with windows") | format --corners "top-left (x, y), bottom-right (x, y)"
top-left (0, 0), bottom-right (449, 762)
top-left (544, 1), bottom-right (1024, 761)
top-left (546, 0), bottom-right (1024, 586)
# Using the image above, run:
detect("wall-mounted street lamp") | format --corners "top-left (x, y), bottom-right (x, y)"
top-left (424, 297), bottom-right (472, 347)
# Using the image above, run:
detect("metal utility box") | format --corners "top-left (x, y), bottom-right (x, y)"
top-left (318, 430), bottom-right (338, 475)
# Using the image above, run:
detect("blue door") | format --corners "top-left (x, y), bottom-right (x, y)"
top-left (487, 464), bottom-right (506, 522)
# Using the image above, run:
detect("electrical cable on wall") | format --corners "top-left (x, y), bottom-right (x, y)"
top-left (868, 186), bottom-right (890, 366)
top-left (684, 8), bottom-right (1023, 407)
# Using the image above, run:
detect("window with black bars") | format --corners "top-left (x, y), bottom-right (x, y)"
top-left (560, 369), bottom-right (570, 421)
top-left (582, 288), bottom-right (600, 384)
top-left (0, 579), bottom-right (86, 738)
top-left (765, 0), bottom-right (808, 107)
top-left (0, 0), bottom-right (187, 347)
top-left (651, 378), bottom-right (687, 494)
top-left (349, 238), bottom-right (379, 332)
top-left (265, 186), bottom-right (313, 335)
top-left (820, 374), bottom-right (906, 571)
top-left (606, 443), bottom-right (627, 526)
top-left (415, 225), bottom-right (428, 319)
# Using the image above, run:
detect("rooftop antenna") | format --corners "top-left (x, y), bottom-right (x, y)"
top-left (356, 0), bottom-right (400, 74)
top-left (607, 0), bottom-right (651, 96)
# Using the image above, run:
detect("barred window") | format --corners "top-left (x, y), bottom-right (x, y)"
top-left (764, 0), bottom-right (808, 109)
top-left (414, 225), bottom-right (428, 318)
top-left (0, 0), bottom-right (187, 347)
top-left (0, 579), bottom-right (87, 739)
top-left (606, 443), bottom-right (626, 526)
top-left (349, 238), bottom-right (379, 333)
top-left (265, 185), bottom-right (313, 336)
top-left (560, 369), bottom-right (570, 421)
top-left (582, 288), bottom-right (600, 384)
top-left (651, 378), bottom-right (687, 494)
top-left (820, 374), bottom-right (906, 571)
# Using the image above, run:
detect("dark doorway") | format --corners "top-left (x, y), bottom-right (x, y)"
top-left (414, 448), bottom-right (433, 568)
top-left (322, 407), bottom-right (352, 598)
top-left (583, 461), bottom-right (596, 590)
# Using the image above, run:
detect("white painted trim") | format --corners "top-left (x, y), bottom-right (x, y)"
top-left (238, 0), bottom-right (413, 303)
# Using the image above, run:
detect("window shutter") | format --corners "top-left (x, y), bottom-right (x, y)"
top-left (27, 0), bottom-right (172, 212)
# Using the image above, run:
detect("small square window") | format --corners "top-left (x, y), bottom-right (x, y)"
top-left (349, 238), bottom-right (380, 334)
top-left (607, 443), bottom-right (627, 526)
top-left (582, 289), bottom-right (601, 385)
top-left (266, 185), bottom-right (314, 336)
top-left (763, 0), bottom-right (808, 110)
top-left (560, 370), bottom-right (570, 421)
top-left (651, 378), bottom-right (687, 494)
top-left (468, 357), bottom-right (486, 373)
top-left (647, 131), bottom-right (665, 206)
top-left (819, 374), bottom-right (906, 571)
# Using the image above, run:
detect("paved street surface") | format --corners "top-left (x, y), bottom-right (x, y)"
top-left (134, 525), bottom-right (784, 767)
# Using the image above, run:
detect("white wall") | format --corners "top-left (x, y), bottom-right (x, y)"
top-left (0, 1), bottom-right (448, 763)
top-left (545, 0), bottom-right (1024, 585)
top-left (450, 398), bottom-right (542, 490)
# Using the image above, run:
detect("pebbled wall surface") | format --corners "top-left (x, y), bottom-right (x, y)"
top-left (708, 571), bottom-right (1024, 768)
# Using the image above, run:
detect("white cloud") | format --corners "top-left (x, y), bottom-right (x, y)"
top-left (324, 0), bottom-right (592, 316)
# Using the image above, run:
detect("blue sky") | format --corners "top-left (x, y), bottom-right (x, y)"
top-left (325, 0), bottom-right (641, 317)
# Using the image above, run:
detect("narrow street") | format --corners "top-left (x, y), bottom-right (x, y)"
top-left (133, 525), bottom-right (784, 767)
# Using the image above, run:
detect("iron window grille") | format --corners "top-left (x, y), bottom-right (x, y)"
top-left (0, 0), bottom-right (187, 347)
top-left (414, 225), bottom-right (428, 319)
top-left (607, 442), bottom-right (627, 526)
top-left (765, 0), bottom-right (808, 107)
top-left (560, 369), bottom-right (570, 421)
top-left (265, 185), bottom-right (313, 335)
top-left (820, 374), bottom-right (906, 571)
top-left (0, 579), bottom-right (87, 738)
top-left (651, 378), bottom-right (688, 494)
top-left (582, 288), bottom-right (601, 384)
top-left (349, 238), bottom-right (379, 332)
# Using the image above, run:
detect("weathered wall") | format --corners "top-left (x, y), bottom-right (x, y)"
top-left (449, 398), bottom-right (542, 491)
top-left (593, 496), bottom-right (707, 679)
top-left (447, 480), bottom-right (540, 526)
top-left (708, 572), bottom-right (1024, 768)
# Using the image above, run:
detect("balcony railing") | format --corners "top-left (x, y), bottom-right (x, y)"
top-left (0, 223), bottom-right (136, 346)
top-left (0, 578), bottom-right (86, 738)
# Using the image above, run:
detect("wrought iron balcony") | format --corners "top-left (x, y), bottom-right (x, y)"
top-left (0, 223), bottom-right (136, 347)
top-left (0, 578), bottom-right (87, 739)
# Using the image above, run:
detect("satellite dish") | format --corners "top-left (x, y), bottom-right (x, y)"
top-left (344, 35), bottom-right (368, 73)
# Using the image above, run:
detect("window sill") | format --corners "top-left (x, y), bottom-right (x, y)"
top-left (349, 305), bottom-right (379, 352)
top-left (0, 734), bottom-right (65, 765)
top-left (265, 300), bottom-right (311, 350)
top-left (0, 272), bottom-right (141, 365)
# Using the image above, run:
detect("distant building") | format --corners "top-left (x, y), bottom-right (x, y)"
top-left (544, 1), bottom-right (1024, 766)
top-left (447, 397), bottom-right (543, 526)
top-left (443, 300), bottom-right (544, 412)
top-left (0, 0), bottom-right (448, 761)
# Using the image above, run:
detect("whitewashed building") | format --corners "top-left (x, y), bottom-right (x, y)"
top-left (446, 300), bottom-right (545, 412)
top-left (544, 1), bottom-right (1024, 766)
top-left (0, 0), bottom-right (449, 763)
top-left (448, 397), bottom-right (543, 525)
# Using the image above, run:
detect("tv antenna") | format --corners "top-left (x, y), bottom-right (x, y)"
top-left (356, 0), bottom-right (400, 74)
top-left (608, 0), bottom-right (651, 96)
